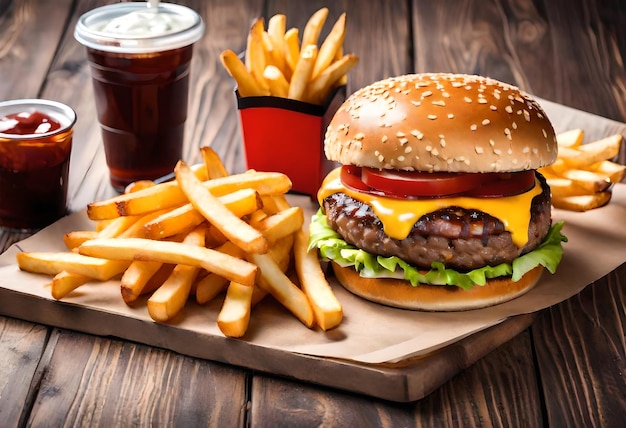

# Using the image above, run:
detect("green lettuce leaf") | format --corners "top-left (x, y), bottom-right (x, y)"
top-left (308, 209), bottom-right (567, 290)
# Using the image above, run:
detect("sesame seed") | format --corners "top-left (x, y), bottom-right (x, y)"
top-left (524, 110), bottom-right (531, 122)
top-left (542, 129), bottom-right (547, 138)
top-left (470, 124), bottom-right (477, 131)
top-left (397, 155), bottom-right (406, 162)
top-left (405, 146), bottom-right (412, 153)
top-left (482, 119), bottom-right (490, 125)
top-left (490, 105), bottom-right (497, 111)
top-left (431, 148), bottom-right (439, 156)
top-left (381, 135), bottom-right (388, 143)
top-left (355, 132), bottom-right (365, 140)
top-left (478, 98), bottom-right (488, 104)
top-left (396, 131), bottom-right (406, 138)
top-left (475, 146), bottom-right (484, 154)
top-left (512, 121), bottom-right (518, 129)
top-left (422, 90), bottom-right (433, 97)
top-left (427, 114), bottom-right (437, 120)
top-left (411, 100), bottom-right (421, 107)
top-left (432, 100), bottom-right (446, 107)
top-left (505, 106), bottom-right (513, 114)
top-left (448, 113), bottom-right (454, 119)
top-left (464, 97), bottom-right (472, 103)
top-left (399, 137), bottom-right (409, 145)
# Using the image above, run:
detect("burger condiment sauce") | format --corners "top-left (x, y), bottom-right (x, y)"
top-left (317, 167), bottom-right (543, 248)
top-left (0, 110), bottom-right (62, 135)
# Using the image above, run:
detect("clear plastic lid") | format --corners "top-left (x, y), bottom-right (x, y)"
top-left (74, 2), bottom-right (204, 53)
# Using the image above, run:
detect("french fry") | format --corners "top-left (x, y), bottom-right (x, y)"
top-left (87, 181), bottom-right (185, 220)
top-left (263, 65), bottom-right (290, 98)
top-left (63, 230), bottom-right (99, 250)
top-left (556, 128), bottom-right (584, 149)
top-left (124, 180), bottom-right (156, 193)
top-left (175, 161), bottom-right (268, 255)
top-left (301, 7), bottom-right (329, 48)
top-left (540, 130), bottom-right (623, 211)
top-left (552, 192), bottom-right (612, 212)
top-left (147, 225), bottom-right (206, 322)
top-left (17, 252), bottom-right (129, 281)
top-left (284, 27), bottom-right (300, 74)
top-left (294, 229), bottom-right (342, 331)
top-left (120, 260), bottom-right (163, 304)
top-left (50, 271), bottom-right (92, 300)
top-left (589, 160), bottom-right (625, 183)
top-left (248, 252), bottom-right (314, 328)
top-left (195, 240), bottom-right (246, 304)
top-left (307, 53), bottom-right (358, 104)
top-left (312, 13), bottom-right (346, 79)
top-left (217, 281), bottom-right (254, 338)
top-left (268, 234), bottom-right (294, 274)
top-left (220, 49), bottom-right (269, 97)
top-left (195, 273), bottom-right (229, 304)
top-left (560, 169), bottom-right (612, 193)
top-left (79, 238), bottom-right (258, 286)
top-left (251, 206), bottom-right (304, 244)
top-left (205, 170), bottom-right (292, 196)
top-left (245, 17), bottom-right (270, 93)
top-left (558, 134), bottom-right (621, 168)
top-left (200, 146), bottom-right (229, 179)
top-left (288, 44), bottom-right (318, 101)
top-left (266, 13), bottom-right (287, 76)
top-left (143, 188), bottom-right (262, 240)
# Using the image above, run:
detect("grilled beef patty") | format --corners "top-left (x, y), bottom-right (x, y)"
top-left (321, 173), bottom-right (552, 271)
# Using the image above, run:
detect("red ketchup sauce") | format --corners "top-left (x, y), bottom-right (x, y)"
top-left (0, 110), bottom-right (62, 135)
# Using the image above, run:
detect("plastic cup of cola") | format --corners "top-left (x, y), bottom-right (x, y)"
top-left (0, 99), bottom-right (77, 231)
top-left (74, 2), bottom-right (204, 192)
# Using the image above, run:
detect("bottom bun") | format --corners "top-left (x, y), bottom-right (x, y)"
top-left (331, 263), bottom-right (544, 311)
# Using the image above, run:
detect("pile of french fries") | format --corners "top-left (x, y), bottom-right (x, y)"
top-left (220, 8), bottom-right (358, 104)
top-left (16, 147), bottom-right (342, 337)
top-left (539, 129), bottom-right (624, 211)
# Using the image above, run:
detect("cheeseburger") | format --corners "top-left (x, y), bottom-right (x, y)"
top-left (309, 73), bottom-right (567, 311)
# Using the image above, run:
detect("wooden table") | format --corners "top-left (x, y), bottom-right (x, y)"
top-left (1, 0), bottom-right (624, 426)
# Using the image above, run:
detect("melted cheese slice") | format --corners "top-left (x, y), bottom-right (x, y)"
top-left (317, 168), bottom-right (543, 248)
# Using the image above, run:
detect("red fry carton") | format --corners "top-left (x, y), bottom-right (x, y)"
top-left (237, 86), bottom-right (346, 198)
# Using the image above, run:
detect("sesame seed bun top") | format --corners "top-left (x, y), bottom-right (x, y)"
top-left (323, 73), bottom-right (558, 173)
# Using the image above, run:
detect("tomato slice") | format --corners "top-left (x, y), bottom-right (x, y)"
top-left (465, 171), bottom-right (537, 197)
top-left (361, 167), bottom-right (488, 197)
top-left (340, 166), bottom-right (537, 199)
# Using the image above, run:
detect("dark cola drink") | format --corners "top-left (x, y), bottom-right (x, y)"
top-left (75, 2), bottom-right (204, 192)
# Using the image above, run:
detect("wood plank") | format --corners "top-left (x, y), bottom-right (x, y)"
top-left (250, 332), bottom-right (543, 427)
top-left (26, 329), bottom-right (248, 426)
top-left (0, 317), bottom-right (48, 427)
top-left (410, 0), bottom-right (626, 123)
top-left (532, 264), bottom-right (626, 426)
top-left (0, 0), bottom-right (73, 99)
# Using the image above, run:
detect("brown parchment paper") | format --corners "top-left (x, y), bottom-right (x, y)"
top-left (0, 99), bottom-right (624, 364)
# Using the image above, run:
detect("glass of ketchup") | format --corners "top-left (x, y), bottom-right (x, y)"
top-left (0, 99), bottom-right (77, 231)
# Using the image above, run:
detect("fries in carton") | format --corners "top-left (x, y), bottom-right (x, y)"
top-left (221, 9), bottom-right (357, 197)
top-left (237, 86), bottom-right (345, 197)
